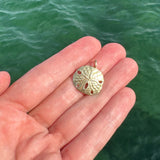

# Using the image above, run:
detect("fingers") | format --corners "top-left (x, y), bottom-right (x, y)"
top-left (61, 87), bottom-right (136, 160)
top-left (49, 58), bottom-right (138, 148)
top-left (0, 36), bottom-right (101, 112)
top-left (29, 43), bottom-right (126, 127)
top-left (0, 71), bottom-right (10, 95)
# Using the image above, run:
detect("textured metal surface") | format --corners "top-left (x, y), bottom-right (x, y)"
top-left (73, 65), bottom-right (104, 95)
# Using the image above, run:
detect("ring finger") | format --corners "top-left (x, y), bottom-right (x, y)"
top-left (49, 58), bottom-right (138, 148)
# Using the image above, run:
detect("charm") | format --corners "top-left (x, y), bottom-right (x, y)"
top-left (73, 60), bottom-right (104, 95)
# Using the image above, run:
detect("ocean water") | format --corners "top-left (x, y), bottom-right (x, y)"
top-left (0, 0), bottom-right (160, 159)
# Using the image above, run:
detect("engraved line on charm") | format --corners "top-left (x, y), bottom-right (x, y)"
top-left (73, 60), bottom-right (104, 95)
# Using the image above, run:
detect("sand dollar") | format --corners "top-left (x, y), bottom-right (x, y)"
top-left (73, 65), bottom-right (104, 95)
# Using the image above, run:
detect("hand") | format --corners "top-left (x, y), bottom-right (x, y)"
top-left (0, 36), bottom-right (138, 160)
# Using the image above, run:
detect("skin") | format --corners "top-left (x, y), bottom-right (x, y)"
top-left (0, 36), bottom-right (138, 160)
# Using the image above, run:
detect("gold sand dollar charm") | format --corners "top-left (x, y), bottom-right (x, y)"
top-left (73, 60), bottom-right (104, 95)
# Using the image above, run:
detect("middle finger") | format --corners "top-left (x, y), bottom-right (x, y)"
top-left (29, 43), bottom-right (126, 127)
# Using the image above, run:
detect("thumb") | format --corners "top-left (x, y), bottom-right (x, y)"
top-left (0, 71), bottom-right (11, 95)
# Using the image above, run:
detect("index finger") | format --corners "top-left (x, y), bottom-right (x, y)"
top-left (0, 36), bottom-right (101, 112)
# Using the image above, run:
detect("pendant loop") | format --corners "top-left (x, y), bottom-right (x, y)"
top-left (94, 60), bottom-right (97, 68)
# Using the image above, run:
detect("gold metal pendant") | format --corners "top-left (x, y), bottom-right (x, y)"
top-left (73, 60), bottom-right (104, 95)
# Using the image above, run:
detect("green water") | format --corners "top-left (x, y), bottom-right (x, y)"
top-left (0, 0), bottom-right (160, 159)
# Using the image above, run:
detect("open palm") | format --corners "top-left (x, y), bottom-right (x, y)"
top-left (0, 36), bottom-right (138, 160)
